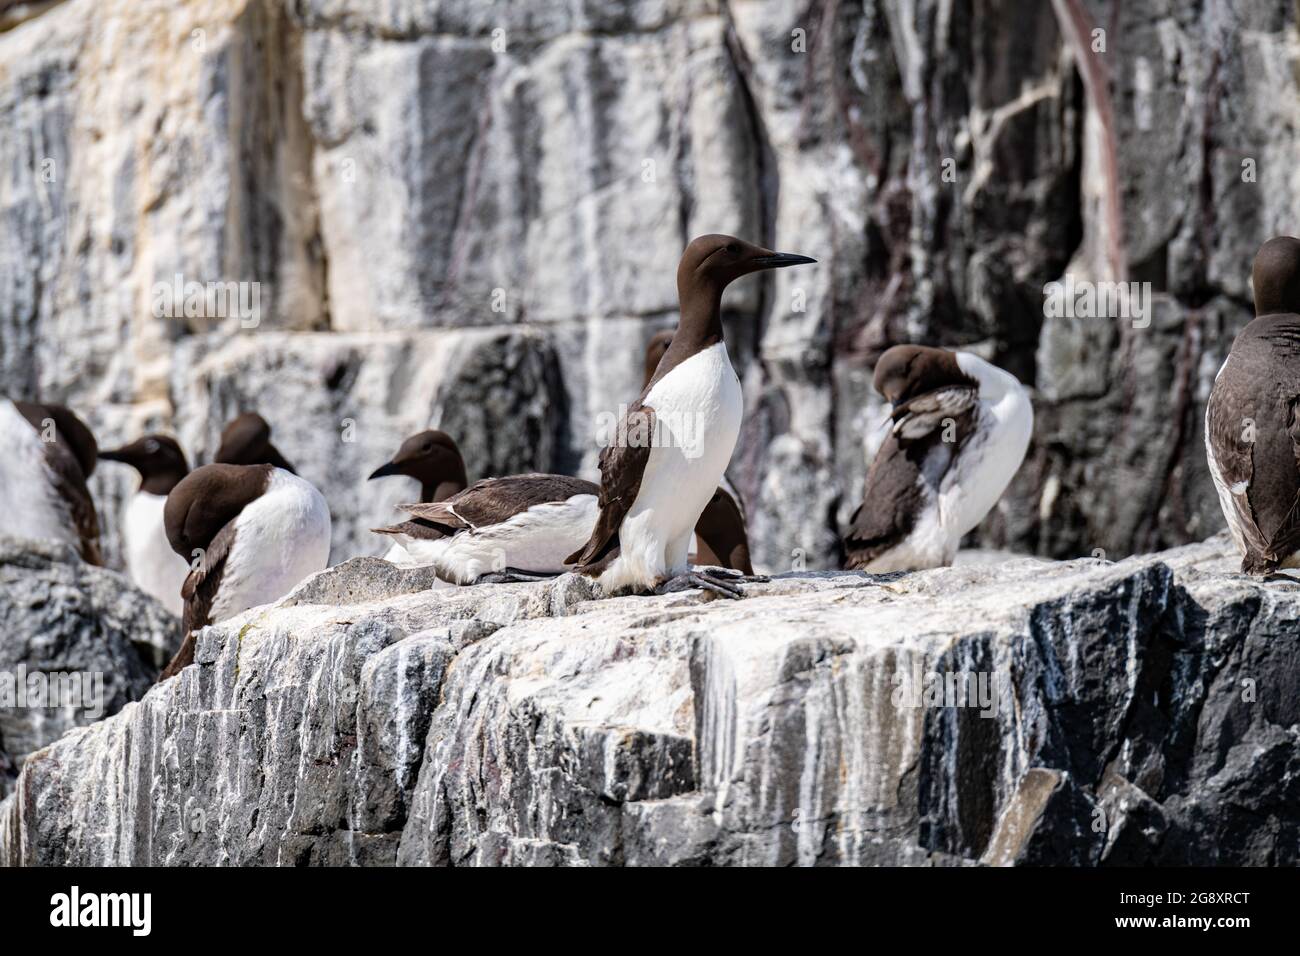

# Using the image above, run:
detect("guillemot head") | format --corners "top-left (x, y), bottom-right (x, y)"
top-left (642, 329), bottom-right (674, 389)
top-left (12, 401), bottom-right (100, 480)
top-left (368, 429), bottom-right (469, 503)
top-left (677, 234), bottom-right (816, 296)
top-left (99, 434), bottom-right (190, 495)
top-left (1251, 236), bottom-right (1300, 316)
top-left (873, 344), bottom-right (978, 407)
top-left (214, 412), bottom-right (296, 473)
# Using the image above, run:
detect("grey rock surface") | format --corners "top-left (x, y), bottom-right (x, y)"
top-left (2, 532), bottom-right (1295, 866)
top-left (0, 535), bottom-right (183, 799)
top-left (2, 0), bottom-right (1295, 572)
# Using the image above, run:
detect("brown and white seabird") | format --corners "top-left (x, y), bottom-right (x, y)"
top-left (98, 435), bottom-right (191, 615)
top-left (641, 330), bottom-right (754, 575)
top-left (214, 411), bottom-right (296, 472)
top-left (567, 234), bottom-right (814, 597)
top-left (0, 398), bottom-right (102, 564)
top-left (843, 344), bottom-right (1033, 572)
top-left (158, 462), bottom-right (331, 679)
top-left (1206, 235), bottom-right (1300, 576)
top-left (372, 469), bottom-right (600, 583)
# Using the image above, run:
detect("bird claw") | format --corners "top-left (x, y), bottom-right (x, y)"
top-left (654, 570), bottom-right (746, 599)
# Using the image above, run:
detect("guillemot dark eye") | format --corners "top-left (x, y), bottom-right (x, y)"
top-left (726, 243), bottom-right (740, 254)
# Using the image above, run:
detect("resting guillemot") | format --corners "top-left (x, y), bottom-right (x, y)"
top-left (213, 411), bottom-right (296, 472)
top-left (98, 435), bottom-right (191, 615)
top-left (1205, 235), bottom-right (1300, 576)
top-left (843, 344), bottom-right (1033, 572)
top-left (158, 462), bottom-right (331, 679)
top-left (641, 330), bottom-right (754, 575)
top-left (372, 468), bottom-right (600, 583)
top-left (367, 428), bottom-right (471, 567)
top-left (567, 234), bottom-right (814, 597)
top-left (0, 398), bottom-right (102, 564)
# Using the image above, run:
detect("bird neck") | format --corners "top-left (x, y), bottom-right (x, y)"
top-left (676, 280), bottom-right (724, 352)
top-left (423, 477), bottom-right (467, 503)
top-left (646, 280), bottom-right (724, 392)
top-left (141, 469), bottom-right (186, 496)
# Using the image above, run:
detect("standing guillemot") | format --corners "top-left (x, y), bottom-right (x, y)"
top-left (372, 473), bottom-right (600, 583)
top-left (214, 412), bottom-right (296, 472)
top-left (158, 462), bottom-right (331, 679)
top-left (98, 435), bottom-right (191, 615)
top-left (0, 398), bottom-right (102, 564)
top-left (641, 330), bottom-right (754, 575)
top-left (843, 345), bottom-right (1033, 572)
top-left (1205, 236), bottom-right (1300, 576)
top-left (567, 235), bottom-right (814, 598)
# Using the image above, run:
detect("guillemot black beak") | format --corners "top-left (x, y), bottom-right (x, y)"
top-left (751, 252), bottom-right (816, 269)
top-left (368, 461), bottom-right (402, 481)
top-left (98, 447), bottom-right (132, 464)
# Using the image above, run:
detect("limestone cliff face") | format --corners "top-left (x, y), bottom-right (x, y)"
top-left (1, 0), bottom-right (1296, 571)
top-left (1, 533), bottom-right (1296, 866)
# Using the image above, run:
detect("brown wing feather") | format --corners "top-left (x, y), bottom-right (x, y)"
top-left (46, 449), bottom-right (102, 565)
top-left (383, 474), bottom-right (599, 543)
top-left (159, 520), bottom-right (237, 681)
top-left (1207, 314), bottom-right (1300, 571)
top-left (566, 405), bottom-right (656, 569)
top-left (890, 386), bottom-right (978, 440)
top-left (13, 401), bottom-right (102, 564)
top-left (843, 434), bottom-right (923, 569)
top-left (1205, 386), bottom-right (1269, 564)
top-left (842, 409), bottom-right (975, 570)
top-left (372, 518), bottom-right (452, 541)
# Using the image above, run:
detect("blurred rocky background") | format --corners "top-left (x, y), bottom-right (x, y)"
top-left (1, 0), bottom-right (1297, 571)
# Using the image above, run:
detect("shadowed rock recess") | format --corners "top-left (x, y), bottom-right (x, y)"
top-left (1, 534), bottom-right (1295, 866)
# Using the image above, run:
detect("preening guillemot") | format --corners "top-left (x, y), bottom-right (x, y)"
top-left (567, 235), bottom-right (814, 597)
top-left (1206, 236), bottom-right (1300, 576)
top-left (214, 412), bottom-right (296, 472)
top-left (843, 344), bottom-right (1032, 572)
top-left (0, 398), bottom-right (102, 564)
top-left (98, 435), bottom-right (191, 616)
top-left (158, 462), bottom-right (330, 679)
top-left (641, 330), bottom-right (754, 575)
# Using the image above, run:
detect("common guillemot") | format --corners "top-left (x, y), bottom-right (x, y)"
top-left (1205, 236), bottom-right (1300, 576)
top-left (158, 462), bottom-right (331, 679)
top-left (843, 344), bottom-right (1033, 572)
top-left (367, 429), bottom-right (470, 566)
top-left (372, 472), bottom-right (600, 584)
top-left (641, 330), bottom-right (754, 575)
top-left (214, 412), bottom-right (296, 472)
top-left (567, 235), bottom-right (814, 598)
top-left (98, 435), bottom-right (191, 616)
top-left (0, 398), bottom-right (102, 564)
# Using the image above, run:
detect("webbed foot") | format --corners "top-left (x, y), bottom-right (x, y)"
top-left (654, 569), bottom-right (746, 600)
top-left (476, 568), bottom-right (557, 584)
